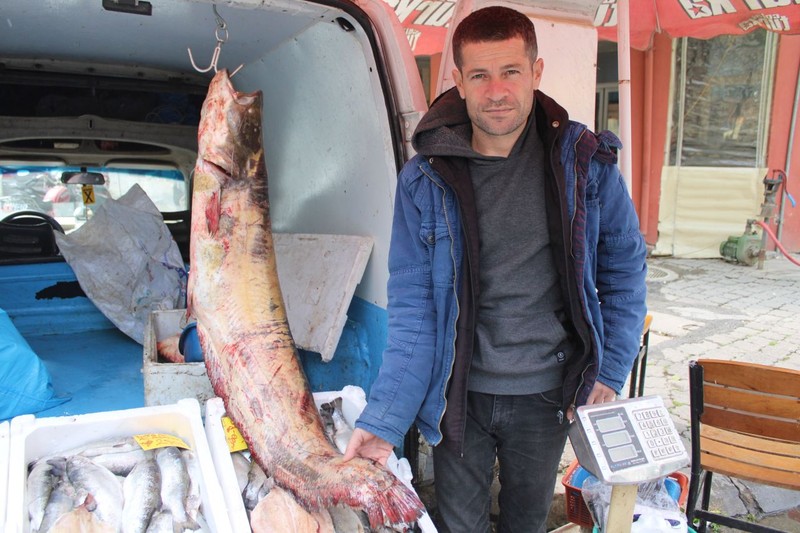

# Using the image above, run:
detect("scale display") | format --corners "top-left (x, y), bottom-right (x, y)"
top-left (568, 395), bottom-right (689, 484)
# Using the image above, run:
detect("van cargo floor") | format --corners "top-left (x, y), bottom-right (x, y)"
top-left (27, 328), bottom-right (144, 418)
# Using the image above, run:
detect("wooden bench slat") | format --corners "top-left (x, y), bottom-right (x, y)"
top-left (700, 452), bottom-right (800, 491)
top-left (703, 383), bottom-right (800, 421)
top-left (701, 435), bottom-right (800, 472)
top-left (698, 359), bottom-right (800, 397)
top-left (702, 425), bottom-right (800, 456)
top-left (702, 405), bottom-right (799, 442)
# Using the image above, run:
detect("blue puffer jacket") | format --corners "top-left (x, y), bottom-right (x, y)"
top-left (356, 89), bottom-right (648, 452)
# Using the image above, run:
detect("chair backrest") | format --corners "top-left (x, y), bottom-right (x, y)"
top-left (691, 359), bottom-right (799, 442)
top-left (689, 359), bottom-right (800, 491)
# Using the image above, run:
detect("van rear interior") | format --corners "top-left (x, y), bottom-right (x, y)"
top-left (0, 0), bottom-right (408, 416)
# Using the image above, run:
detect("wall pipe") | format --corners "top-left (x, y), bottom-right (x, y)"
top-left (776, 57), bottom-right (800, 243)
top-left (756, 220), bottom-right (800, 267)
top-left (639, 46), bottom-right (654, 241)
top-left (617, 0), bottom-right (633, 196)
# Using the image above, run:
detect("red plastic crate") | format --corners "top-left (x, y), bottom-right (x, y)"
top-left (561, 459), bottom-right (689, 528)
top-left (562, 460), bottom-right (595, 527)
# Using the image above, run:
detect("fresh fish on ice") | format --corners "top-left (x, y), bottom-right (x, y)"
top-left (66, 455), bottom-right (124, 529)
top-left (328, 504), bottom-right (368, 533)
top-left (69, 437), bottom-right (140, 458)
top-left (230, 451), bottom-right (251, 493)
top-left (38, 476), bottom-right (78, 533)
top-left (155, 446), bottom-right (198, 530)
top-left (188, 68), bottom-right (424, 530)
top-left (319, 400), bottom-right (338, 447)
top-left (243, 460), bottom-right (272, 511)
top-left (27, 458), bottom-right (62, 531)
top-left (320, 397), bottom-right (354, 454)
top-left (180, 448), bottom-right (203, 522)
top-left (144, 510), bottom-right (174, 533)
top-left (92, 447), bottom-right (151, 476)
top-left (122, 457), bottom-right (161, 533)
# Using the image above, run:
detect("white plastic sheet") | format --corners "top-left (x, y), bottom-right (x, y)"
top-left (55, 184), bottom-right (187, 344)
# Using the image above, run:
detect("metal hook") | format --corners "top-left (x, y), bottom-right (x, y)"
top-left (187, 5), bottom-right (244, 77)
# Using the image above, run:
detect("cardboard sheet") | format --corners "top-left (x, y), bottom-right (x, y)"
top-left (274, 233), bottom-right (373, 362)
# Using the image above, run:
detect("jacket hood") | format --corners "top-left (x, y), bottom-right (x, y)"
top-left (411, 87), bottom-right (476, 158)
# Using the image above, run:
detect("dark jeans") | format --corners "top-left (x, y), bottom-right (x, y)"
top-left (433, 389), bottom-right (569, 533)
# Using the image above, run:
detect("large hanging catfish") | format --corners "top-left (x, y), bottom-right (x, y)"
top-left (187, 70), bottom-right (423, 529)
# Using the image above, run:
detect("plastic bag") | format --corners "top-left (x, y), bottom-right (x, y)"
top-left (0, 308), bottom-right (69, 420)
top-left (582, 475), bottom-right (688, 532)
top-left (54, 184), bottom-right (187, 344)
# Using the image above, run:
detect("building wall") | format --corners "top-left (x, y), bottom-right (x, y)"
top-left (633, 33), bottom-right (800, 255)
top-left (633, 33), bottom-right (673, 248)
top-left (765, 34), bottom-right (800, 253)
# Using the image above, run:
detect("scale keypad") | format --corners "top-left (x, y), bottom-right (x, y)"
top-left (571, 395), bottom-right (690, 483)
top-left (633, 407), bottom-right (683, 458)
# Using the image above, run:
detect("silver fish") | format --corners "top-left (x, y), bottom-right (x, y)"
top-left (27, 458), bottom-right (63, 531)
top-left (155, 446), bottom-right (198, 530)
top-left (319, 401), bottom-right (338, 448)
top-left (230, 452), bottom-right (251, 493)
top-left (329, 398), bottom-right (353, 454)
top-left (328, 504), bottom-right (367, 533)
top-left (61, 437), bottom-right (140, 459)
top-left (144, 510), bottom-right (173, 533)
top-left (243, 460), bottom-right (272, 511)
top-left (93, 448), bottom-right (151, 476)
top-left (38, 476), bottom-right (77, 533)
top-left (122, 457), bottom-right (161, 533)
top-left (66, 455), bottom-right (123, 529)
top-left (191, 512), bottom-right (212, 532)
top-left (181, 449), bottom-right (203, 522)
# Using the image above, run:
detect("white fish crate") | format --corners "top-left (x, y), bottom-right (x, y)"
top-left (0, 420), bottom-right (9, 530)
top-left (143, 309), bottom-right (215, 410)
top-left (7, 398), bottom-right (231, 533)
top-left (204, 387), bottom-right (438, 533)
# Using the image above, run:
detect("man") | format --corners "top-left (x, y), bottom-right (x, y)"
top-left (345, 6), bottom-right (647, 532)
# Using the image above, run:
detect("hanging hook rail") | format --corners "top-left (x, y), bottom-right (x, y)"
top-left (187, 5), bottom-right (244, 77)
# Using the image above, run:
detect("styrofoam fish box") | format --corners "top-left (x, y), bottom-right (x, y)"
top-left (204, 387), bottom-right (437, 532)
top-left (7, 398), bottom-right (231, 533)
top-left (143, 309), bottom-right (215, 410)
top-left (0, 421), bottom-right (9, 530)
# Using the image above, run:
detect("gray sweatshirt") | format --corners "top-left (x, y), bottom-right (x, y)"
top-left (414, 91), bottom-right (571, 395)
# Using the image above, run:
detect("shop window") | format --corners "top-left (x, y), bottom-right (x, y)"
top-left (668, 31), bottom-right (776, 168)
top-left (596, 84), bottom-right (619, 136)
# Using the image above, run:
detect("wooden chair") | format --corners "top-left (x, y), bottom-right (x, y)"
top-left (686, 359), bottom-right (800, 533)
top-left (627, 314), bottom-right (653, 398)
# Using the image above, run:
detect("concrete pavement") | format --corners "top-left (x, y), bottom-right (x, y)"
top-left (553, 254), bottom-right (800, 532)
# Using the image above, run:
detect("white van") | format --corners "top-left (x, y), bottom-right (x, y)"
top-left (0, 0), bottom-right (432, 397)
top-left (0, 0), bottom-right (600, 392)
top-left (0, 0), bottom-right (601, 528)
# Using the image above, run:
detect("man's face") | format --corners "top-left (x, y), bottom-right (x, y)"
top-left (453, 37), bottom-right (543, 150)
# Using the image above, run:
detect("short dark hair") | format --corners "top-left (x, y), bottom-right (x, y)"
top-left (452, 6), bottom-right (538, 70)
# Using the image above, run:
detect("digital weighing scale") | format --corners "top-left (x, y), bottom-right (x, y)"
top-left (568, 395), bottom-right (690, 532)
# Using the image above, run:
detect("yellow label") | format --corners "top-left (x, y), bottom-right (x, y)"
top-left (134, 433), bottom-right (191, 450)
top-left (222, 416), bottom-right (249, 452)
top-left (81, 184), bottom-right (95, 205)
